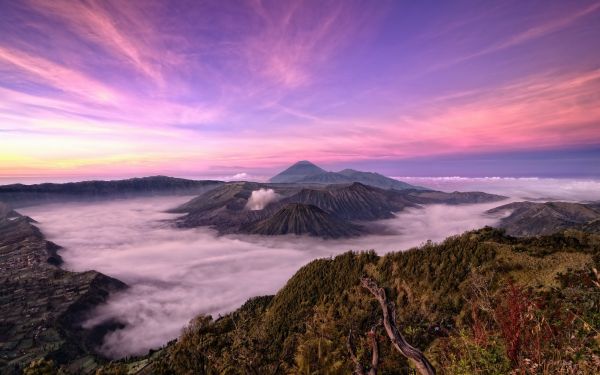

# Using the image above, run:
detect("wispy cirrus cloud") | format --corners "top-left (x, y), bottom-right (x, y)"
top-left (240, 0), bottom-right (383, 89)
top-left (421, 1), bottom-right (600, 74)
top-left (0, 45), bottom-right (121, 104)
top-left (26, 0), bottom-right (165, 83)
top-left (0, 0), bottom-right (599, 178)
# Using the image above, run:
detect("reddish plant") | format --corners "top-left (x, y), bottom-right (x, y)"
top-left (471, 302), bottom-right (488, 346)
top-left (493, 281), bottom-right (558, 365)
top-left (494, 281), bottom-right (533, 363)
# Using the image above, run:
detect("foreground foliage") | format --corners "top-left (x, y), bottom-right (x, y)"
top-left (101, 228), bottom-right (600, 374)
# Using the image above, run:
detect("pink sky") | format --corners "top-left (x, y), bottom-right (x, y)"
top-left (1, 0), bottom-right (599, 180)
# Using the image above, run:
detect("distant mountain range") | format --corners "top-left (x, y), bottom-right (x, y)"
top-left (269, 160), bottom-right (426, 190)
top-left (0, 176), bottom-right (222, 208)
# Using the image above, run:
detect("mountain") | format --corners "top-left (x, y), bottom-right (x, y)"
top-left (0, 202), bottom-right (126, 373)
top-left (171, 181), bottom-right (262, 214)
top-left (135, 227), bottom-right (600, 374)
top-left (240, 203), bottom-right (363, 238)
top-left (0, 176), bottom-right (222, 208)
top-left (488, 201), bottom-right (600, 236)
top-left (171, 182), bottom-right (282, 234)
top-left (269, 161), bottom-right (326, 183)
top-left (268, 161), bottom-right (425, 190)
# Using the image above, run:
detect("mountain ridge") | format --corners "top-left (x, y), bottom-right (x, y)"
top-left (0, 176), bottom-right (223, 208)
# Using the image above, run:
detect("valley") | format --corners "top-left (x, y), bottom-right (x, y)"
top-left (0, 163), bottom-right (598, 374)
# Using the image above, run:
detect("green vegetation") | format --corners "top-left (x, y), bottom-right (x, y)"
top-left (119, 227), bottom-right (600, 374)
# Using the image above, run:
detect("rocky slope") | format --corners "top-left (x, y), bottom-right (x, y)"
top-left (488, 201), bottom-right (600, 236)
top-left (240, 203), bottom-right (363, 238)
top-left (0, 202), bottom-right (126, 374)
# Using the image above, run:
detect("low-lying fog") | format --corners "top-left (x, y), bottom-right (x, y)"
top-left (19, 177), bottom-right (600, 358)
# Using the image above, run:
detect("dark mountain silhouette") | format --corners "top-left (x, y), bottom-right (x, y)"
top-left (241, 203), bottom-right (363, 238)
top-left (0, 176), bottom-right (222, 208)
top-left (488, 201), bottom-right (600, 236)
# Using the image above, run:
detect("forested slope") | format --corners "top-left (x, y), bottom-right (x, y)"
top-left (132, 227), bottom-right (600, 374)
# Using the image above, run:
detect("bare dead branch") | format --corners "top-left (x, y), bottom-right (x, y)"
top-left (368, 324), bottom-right (379, 375)
top-left (361, 277), bottom-right (436, 375)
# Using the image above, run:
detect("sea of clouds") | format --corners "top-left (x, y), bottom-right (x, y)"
top-left (19, 177), bottom-right (599, 357)
top-left (396, 176), bottom-right (600, 202)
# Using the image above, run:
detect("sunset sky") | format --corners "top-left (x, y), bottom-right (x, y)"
top-left (1, 0), bottom-right (599, 181)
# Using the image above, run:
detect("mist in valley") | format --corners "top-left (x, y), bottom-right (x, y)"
top-left (19, 178), bottom-right (600, 357)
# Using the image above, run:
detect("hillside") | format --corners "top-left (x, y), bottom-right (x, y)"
top-left (489, 201), bottom-right (600, 236)
top-left (129, 227), bottom-right (600, 374)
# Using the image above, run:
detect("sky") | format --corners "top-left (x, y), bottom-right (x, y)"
top-left (1, 0), bottom-right (599, 180)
